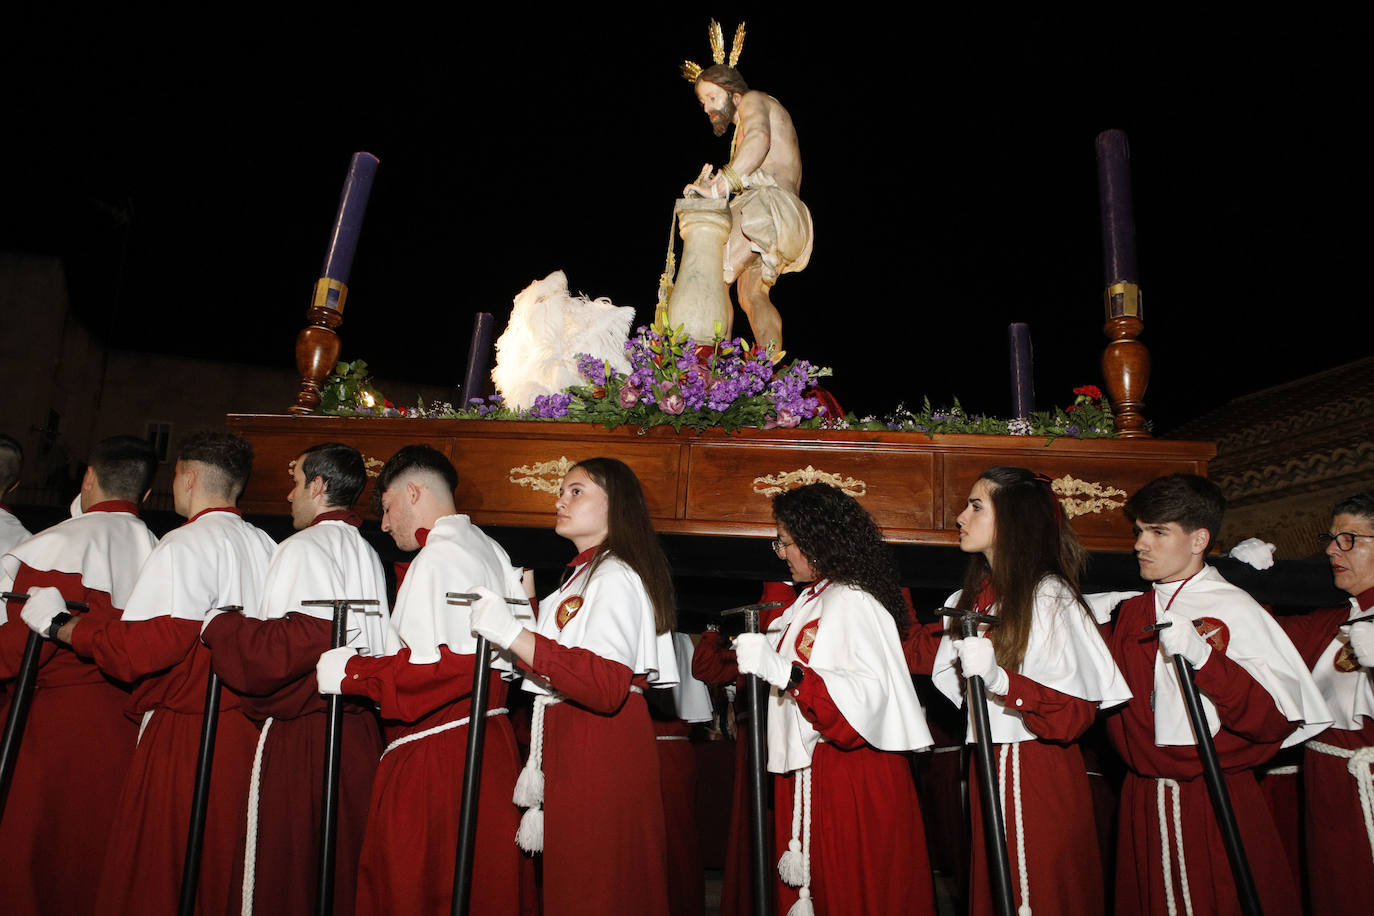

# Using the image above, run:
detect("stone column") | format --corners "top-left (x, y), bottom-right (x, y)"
top-left (667, 197), bottom-right (733, 340)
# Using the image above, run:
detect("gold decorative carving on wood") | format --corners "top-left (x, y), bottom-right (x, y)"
top-left (1050, 474), bottom-right (1127, 518)
top-left (509, 457), bottom-right (577, 495)
top-left (752, 466), bottom-right (868, 498)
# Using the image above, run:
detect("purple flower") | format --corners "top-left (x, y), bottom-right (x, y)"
top-left (774, 408), bottom-right (800, 428)
top-left (618, 386), bottom-right (641, 409)
top-left (529, 392), bottom-right (572, 419)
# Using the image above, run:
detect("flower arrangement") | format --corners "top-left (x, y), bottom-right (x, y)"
top-left (318, 329), bottom-right (1116, 440)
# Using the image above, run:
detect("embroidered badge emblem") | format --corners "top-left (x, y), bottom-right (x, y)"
top-left (1192, 617), bottom-right (1229, 654)
top-left (1335, 641), bottom-right (1360, 673)
top-left (556, 595), bottom-right (583, 630)
top-left (796, 620), bottom-right (819, 663)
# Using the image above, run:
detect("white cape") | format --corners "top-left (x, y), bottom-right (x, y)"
top-left (933, 577), bottom-right (1132, 744)
top-left (253, 519), bottom-right (390, 656)
top-left (1150, 565), bottom-right (1332, 748)
top-left (385, 514), bottom-right (526, 665)
top-left (767, 580), bottom-right (932, 774)
top-left (1, 509), bottom-right (157, 609)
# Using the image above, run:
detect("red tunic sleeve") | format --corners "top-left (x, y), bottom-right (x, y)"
top-left (1192, 647), bottom-right (1296, 744)
top-left (201, 612), bottom-right (331, 696)
top-left (1000, 671), bottom-right (1099, 743)
top-left (1, 567), bottom-right (87, 678)
top-left (789, 667), bottom-right (866, 750)
top-left (342, 646), bottom-right (479, 722)
top-left (528, 632), bottom-right (633, 714)
top-left (1276, 606), bottom-right (1349, 669)
top-left (902, 619), bottom-right (946, 676)
top-left (691, 629), bottom-right (738, 685)
top-left (71, 615), bottom-right (202, 683)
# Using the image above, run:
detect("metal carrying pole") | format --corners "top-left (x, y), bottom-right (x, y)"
top-left (947, 607), bottom-right (1016, 916)
top-left (721, 599), bottom-right (784, 916)
top-left (443, 591), bottom-right (531, 916)
top-left (0, 592), bottom-right (89, 815)
top-left (178, 604), bottom-right (243, 916)
top-left (300, 598), bottom-right (378, 916)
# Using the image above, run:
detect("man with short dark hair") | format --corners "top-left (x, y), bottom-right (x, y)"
top-left (23, 429), bottom-right (275, 914)
top-left (0, 434), bottom-right (30, 554)
top-left (1103, 473), bottom-right (1328, 916)
top-left (1276, 492), bottom-right (1374, 914)
top-left (315, 444), bottom-right (535, 915)
top-left (201, 441), bottom-right (389, 916)
top-left (0, 434), bottom-right (159, 914)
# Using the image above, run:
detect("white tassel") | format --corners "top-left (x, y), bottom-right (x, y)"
top-left (786, 887), bottom-right (815, 916)
top-left (512, 763), bottom-right (544, 807)
top-left (515, 806), bottom-right (545, 853)
top-left (777, 838), bottom-right (806, 887)
top-left (1019, 906), bottom-right (1033, 916)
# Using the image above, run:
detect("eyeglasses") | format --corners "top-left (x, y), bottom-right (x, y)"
top-left (1317, 532), bottom-right (1374, 551)
top-left (771, 538), bottom-right (794, 555)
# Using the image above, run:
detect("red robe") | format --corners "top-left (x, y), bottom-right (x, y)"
top-left (0, 567), bottom-right (138, 915)
top-left (342, 646), bottom-right (536, 916)
top-left (653, 716), bottom-right (704, 916)
top-left (73, 615), bottom-right (259, 915)
top-left (527, 632), bottom-right (671, 915)
top-left (1105, 592), bottom-right (1300, 916)
top-left (1277, 589), bottom-right (1374, 915)
top-left (905, 616), bottom-right (1106, 916)
top-left (203, 611), bottom-right (383, 916)
top-left (690, 583), bottom-right (793, 916)
top-left (775, 670), bottom-right (934, 914)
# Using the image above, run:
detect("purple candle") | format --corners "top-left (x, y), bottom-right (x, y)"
top-left (1095, 130), bottom-right (1138, 286)
top-left (1008, 322), bottom-right (1034, 418)
top-left (462, 312), bottom-right (496, 404)
top-left (314, 152), bottom-right (380, 312)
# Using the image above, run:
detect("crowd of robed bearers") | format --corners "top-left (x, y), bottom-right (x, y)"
top-left (0, 429), bottom-right (1370, 916)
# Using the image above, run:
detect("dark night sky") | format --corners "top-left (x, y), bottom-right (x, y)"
top-left (3, 10), bottom-right (1362, 433)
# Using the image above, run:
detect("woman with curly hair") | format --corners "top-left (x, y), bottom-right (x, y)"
top-left (468, 457), bottom-right (678, 915)
top-left (927, 466), bottom-right (1129, 916)
top-left (734, 482), bottom-right (936, 915)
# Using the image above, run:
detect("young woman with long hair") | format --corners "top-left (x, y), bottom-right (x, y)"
top-left (926, 466), bottom-right (1129, 916)
top-left (468, 457), bottom-right (678, 915)
top-left (733, 482), bottom-right (936, 915)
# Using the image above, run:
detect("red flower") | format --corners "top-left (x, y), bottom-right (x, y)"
top-left (1073, 385), bottom-right (1102, 400)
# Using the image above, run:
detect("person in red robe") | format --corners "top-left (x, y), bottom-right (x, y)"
top-left (1277, 492), bottom-right (1374, 914)
top-left (910, 466), bottom-right (1131, 916)
top-left (0, 436), bottom-right (159, 915)
top-left (469, 457), bottom-right (679, 915)
top-left (202, 442), bottom-right (389, 916)
top-left (0, 433), bottom-right (31, 557)
top-left (731, 482), bottom-right (936, 916)
top-left (1104, 474), bottom-right (1329, 916)
top-left (316, 444), bottom-right (536, 916)
top-left (25, 430), bottom-right (276, 915)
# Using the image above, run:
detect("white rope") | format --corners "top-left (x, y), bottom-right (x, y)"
top-left (998, 743), bottom-right (1031, 916)
top-left (777, 765), bottom-right (814, 915)
top-left (514, 695), bottom-right (561, 852)
top-left (655, 735), bottom-right (689, 741)
top-left (1155, 777), bottom-right (1194, 916)
top-left (1307, 740), bottom-right (1374, 866)
top-left (380, 707), bottom-right (509, 760)
top-left (1260, 764), bottom-right (1298, 777)
top-left (240, 717), bottom-right (274, 916)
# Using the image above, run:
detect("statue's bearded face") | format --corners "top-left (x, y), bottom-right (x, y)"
top-left (695, 81), bottom-right (737, 137)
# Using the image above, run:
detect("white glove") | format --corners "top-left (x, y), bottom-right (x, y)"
top-left (1349, 621), bottom-right (1374, 668)
top-left (1229, 538), bottom-right (1276, 570)
top-left (316, 646), bottom-right (357, 696)
top-left (953, 636), bottom-right (1010, 696)
top-left (1158, 610), bottom-right (1211, 668)
top-left (733, 633), bottom-right (792, 690)
top-left (468, 585), bottom-right (523, 650)
top-left (1083, 591), bottom-right (1144, 625)
top-left (21, 586), bottom-right (68, 637)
